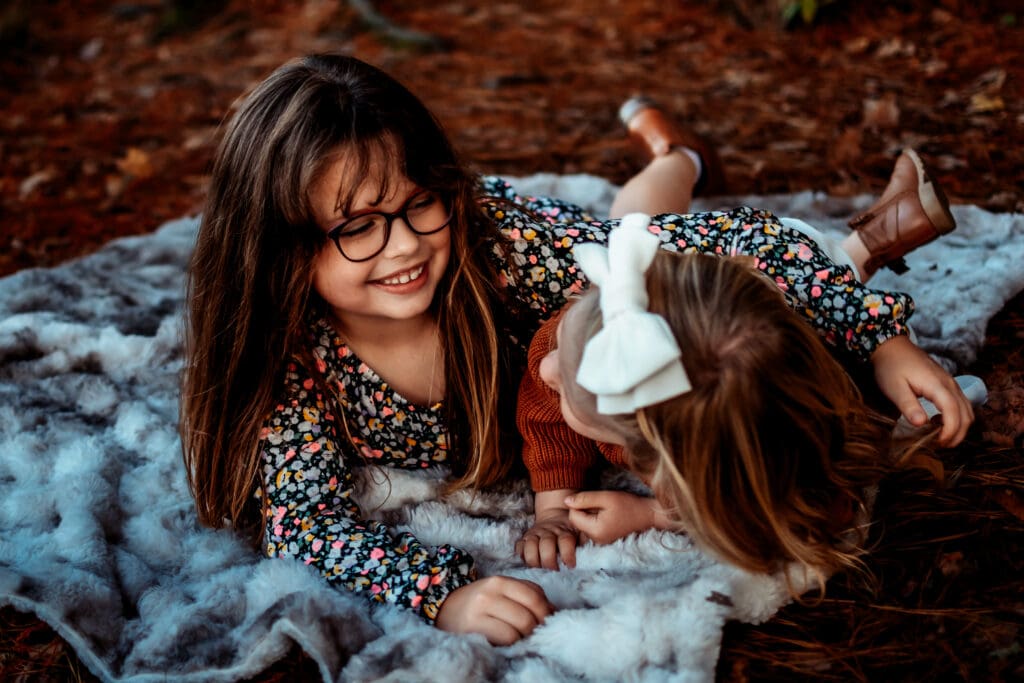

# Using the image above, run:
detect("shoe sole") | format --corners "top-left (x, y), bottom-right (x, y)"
top-left (904, 148), bottom-right (956, 235)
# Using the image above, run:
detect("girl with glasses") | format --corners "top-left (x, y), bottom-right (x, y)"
top-left (181, 53), bottom-right (970, 645)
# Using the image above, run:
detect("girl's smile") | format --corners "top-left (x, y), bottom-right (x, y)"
top-left (309, 153), bottom-right (451, 334)
top-left (371, 262), bottom-right (428, 288)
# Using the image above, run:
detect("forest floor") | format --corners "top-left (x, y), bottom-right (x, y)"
top-left (1, 1), bottom-right (1022, 681)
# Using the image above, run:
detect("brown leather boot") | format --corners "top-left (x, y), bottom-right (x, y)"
top-left (848, 149), bottom-right (956, 274)
top-left (618, 96), bottom-right (727, 196)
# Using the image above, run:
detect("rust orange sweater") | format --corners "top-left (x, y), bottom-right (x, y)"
top-left (517, 312), bottom-right (627, 491)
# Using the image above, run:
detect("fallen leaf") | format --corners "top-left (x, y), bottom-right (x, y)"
top-left (969, 93), bottom-right (1005, 114)
top-left (863, 93), bottom-right (900, 130)
top-left (19, 167), bottom-right (57, 198)
top-left (115, 148), bottom-right (153, 179)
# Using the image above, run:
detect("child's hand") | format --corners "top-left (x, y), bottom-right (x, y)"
top-left (871, 335), bottom-right (975, 447)
top-left (564, 490), bottom-right (666, 545)
top-left (516, 488), bottom-right (580, 569)
top-left (435, 576), bottom-right (554, 646)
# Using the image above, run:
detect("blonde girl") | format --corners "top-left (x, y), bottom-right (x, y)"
top-left (515, 215), bottom-right (975, 587)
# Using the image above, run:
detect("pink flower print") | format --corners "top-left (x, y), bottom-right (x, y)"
top-left (312, 539), bottom-right (323, 553)
top-left (331, 540), bottom-right (345, 550)
top-left (529, 254), bottom-right (538, 264)
top-left (371, 583), bottom-right (382, 594)
top-left (814, 269), bottom-right (830, 280)
top-left (303, 441), bottom-right (321, 453)
top-left (273, 506), bottom-right (287, 522)
top-left (566, 227), bottom-right (579, 236)
top-left (374, 391), bottom-right (384, 401)
top-left (417, 575), bottom-right (430, 590)
top-left (273, 524), bottom-right (283, 536)
top-left (284, 449), bottom-right (296, 461)
top-left (303, 378), bottom-right (314, 390)
top-left (508, 228), bottom-right (521, 239)
top-left (381, 407), bottom-right (394, 417)
top-left (315, 357), bottom-right (327, 374)
top-left (370, 548), bottom-right (385, 560)
top-left (360, 445), bottom-right (384, 459)
top-left (797, 244), bottom-right (813, 260)
top-left (410, 595), bottom-right (423, 608)
top-left (811, 285), bottom-right (822, 298)
top-left (647, 224), bottom-right (662, 234)
top-left (358, 363), bottom-right (369, 374)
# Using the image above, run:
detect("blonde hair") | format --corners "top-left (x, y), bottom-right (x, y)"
top-left (558, 251), bottom-right (897, 589)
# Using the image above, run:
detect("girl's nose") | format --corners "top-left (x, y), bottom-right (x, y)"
top-left (382, 216), bottom-right (420, 257)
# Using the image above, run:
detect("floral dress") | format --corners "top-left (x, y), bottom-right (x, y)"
top-left (259, 176), bottom-right (914, 622)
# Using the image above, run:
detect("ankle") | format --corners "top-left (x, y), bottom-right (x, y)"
top-left (839, 231), bottom-right (873, 282)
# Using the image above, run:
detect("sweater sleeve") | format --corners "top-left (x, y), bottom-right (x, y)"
top-left (517, 313), bottom-right (605, 491)
top-left (260, 359), bottom-right (474, 623)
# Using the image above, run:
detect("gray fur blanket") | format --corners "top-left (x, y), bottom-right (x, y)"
top-left (1, 174), bottom-right (1022, 683)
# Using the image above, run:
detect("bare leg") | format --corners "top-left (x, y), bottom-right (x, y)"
top-left (840, 232), bottom-right (874, 283)
top-left (609, 151), bottom-right (699, 219)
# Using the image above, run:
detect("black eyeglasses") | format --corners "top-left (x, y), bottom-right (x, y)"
top-left (326, 190), bottom-right (452, 262)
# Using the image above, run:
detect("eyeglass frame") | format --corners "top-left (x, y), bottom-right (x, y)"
top-left (325, 189), bottom-right (452, 262)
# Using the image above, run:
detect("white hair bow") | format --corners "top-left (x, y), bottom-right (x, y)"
top-left (573, 213), bottom-right (691, 415)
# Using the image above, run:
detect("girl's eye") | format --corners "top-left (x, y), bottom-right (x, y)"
top-left (337, 216), bottom-right (381, 238)
top-left (408, 193), bottom-right (437, 213)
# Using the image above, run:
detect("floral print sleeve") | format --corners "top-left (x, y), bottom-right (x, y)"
top-left (641, 207), bottom-right (913, 360)
top-left (260, 355), bottom-right (474, 623)
top-left (478, 176), bottom-right (911, 362)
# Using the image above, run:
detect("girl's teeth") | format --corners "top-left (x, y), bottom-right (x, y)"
top-left (382, 266), bottom-right (423, 285)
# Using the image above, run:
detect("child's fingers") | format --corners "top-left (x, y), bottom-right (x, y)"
top-left (563, 490), bottom-right (605, 510)
top-left (556, 530), bottom-right (577, 569)
top-left (538, 534), bottom-right (560, 570)
top-left (933, 387), bottom-right (974, 447)
top-left (891, 381), bottom-right (929, 427)
top-left (567, 508), bottom-right (600, 540)
top-left (520, 537), bottom-right (542, 568)
top-left (503, 578), bottom-right (555, 626)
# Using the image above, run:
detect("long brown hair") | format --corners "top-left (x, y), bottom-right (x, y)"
top-left (181, 54), bottom-right (519, 545)
top-left (559, 251), bottom-right (897, 589)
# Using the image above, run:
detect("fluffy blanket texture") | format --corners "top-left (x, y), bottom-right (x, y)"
top-left (1, 174), bottom-right (1022, 683)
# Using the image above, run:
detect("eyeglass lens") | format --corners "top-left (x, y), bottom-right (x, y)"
top-left (330, 191), bottom-right (450, 261)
